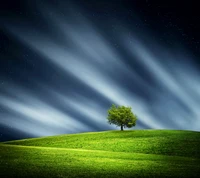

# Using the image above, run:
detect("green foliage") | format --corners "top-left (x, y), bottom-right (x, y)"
top-left (107, 104), bottom-right (137, 130)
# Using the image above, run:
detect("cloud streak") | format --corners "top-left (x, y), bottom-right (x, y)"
top-left (1, 1), bottom-right (200, 140)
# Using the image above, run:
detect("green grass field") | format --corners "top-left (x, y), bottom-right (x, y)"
top-left (0, 129), bottom-right (200, 177)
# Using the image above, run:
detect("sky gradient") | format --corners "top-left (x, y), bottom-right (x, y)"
top-left (0, 0), bottom-right (200, 141)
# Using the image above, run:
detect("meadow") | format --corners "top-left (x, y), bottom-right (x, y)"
top-left (0, 129), bottom-right (200, 177)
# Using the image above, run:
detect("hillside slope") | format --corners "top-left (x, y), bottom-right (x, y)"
top-left (1, 129), bottom-right (200, 178)
top-left (4, 129), bottom-right (200, 158)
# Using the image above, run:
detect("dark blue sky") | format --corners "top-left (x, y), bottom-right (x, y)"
top-left (0, 0), bottom-right (200, 141)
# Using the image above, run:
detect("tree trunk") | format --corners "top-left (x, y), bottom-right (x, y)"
top-left (121, 125), bottom-right (123, 131)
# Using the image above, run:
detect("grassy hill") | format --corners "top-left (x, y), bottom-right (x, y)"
top-left (0, 129), bottom-right (200, 177)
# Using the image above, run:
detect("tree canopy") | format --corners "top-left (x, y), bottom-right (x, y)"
top-left (107, 104), bottom-right (138, 131)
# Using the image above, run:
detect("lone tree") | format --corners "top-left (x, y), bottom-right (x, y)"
top-left (107, 104), bottom-right (138, 131)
